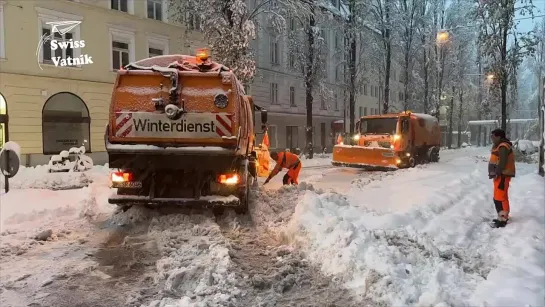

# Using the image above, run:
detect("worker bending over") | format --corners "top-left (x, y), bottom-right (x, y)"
top-left (488, 128), bottom-right (516, 228)
top-left (264, 151), bottom-right (302, 185)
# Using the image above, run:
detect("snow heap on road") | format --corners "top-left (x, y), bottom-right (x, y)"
top-left (286, 151), bottom-right (545, 307)
top-left (0, 164), bottom-right (109, 190)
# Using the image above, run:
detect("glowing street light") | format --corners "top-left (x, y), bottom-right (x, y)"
top-left (436, 31), bottom-right (450, 44)
top-left (486, 73), bottom-right (495, 81)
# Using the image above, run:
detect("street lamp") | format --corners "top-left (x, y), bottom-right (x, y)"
top-left (486, 73), bottom-right (495, 81)
top-left (436, 30), bottom-right (450, 44)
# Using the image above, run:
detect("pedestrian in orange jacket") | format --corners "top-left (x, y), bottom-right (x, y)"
top-left (264, 151), bottom-right (302, 185)
top-left (488, 128), bottom-right (516, 228)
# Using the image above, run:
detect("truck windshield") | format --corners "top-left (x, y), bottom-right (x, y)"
top-left (360, 118), bottom-right (398, 134)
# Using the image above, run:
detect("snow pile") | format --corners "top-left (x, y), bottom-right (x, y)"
top-left (142, 213), bottom-right (240, 307)
top-left (0, 164), bottom-right (110, 190)
top-left (0, 182), bottom-right (115, 258)
top-left (286, 154), bottom-right (545, 306)
top-left (514, 140), bottom-right (539, 155)
top-left (251, 183), bottom-right (320, 229)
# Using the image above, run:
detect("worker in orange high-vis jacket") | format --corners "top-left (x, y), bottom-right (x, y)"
top-left (488, 128), bottom-right (516, 228)
top-left (264, 151), bottom-right (302, 185)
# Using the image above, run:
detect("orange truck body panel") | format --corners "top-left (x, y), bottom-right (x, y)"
top-left (105, 55), bottom-right (263, 209)
top-left (332, 112), bottom-right (441, 170)
top-left (108, 56), bottom-right (253, 154)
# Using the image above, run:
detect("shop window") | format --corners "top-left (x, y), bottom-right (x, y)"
top-left (0, 93), bottom-right (7, 149)
top-left (42, 92), bottom-right (90, 154)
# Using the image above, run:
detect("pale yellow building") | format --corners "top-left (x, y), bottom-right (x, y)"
top-left (0, 0), bottom-right (203, 166)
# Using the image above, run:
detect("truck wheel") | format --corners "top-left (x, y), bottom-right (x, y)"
top-left (408, 157), bottom-right (416, 168)
top-left (235, 173), bottom-right (250, 214)
top-left (429, 147), bottom-right (439, 163)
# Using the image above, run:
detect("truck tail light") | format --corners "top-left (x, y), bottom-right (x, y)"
top-left (217, 174), bottom-right (239, 185)
top-left (111, 172), bottom-right (133, 182)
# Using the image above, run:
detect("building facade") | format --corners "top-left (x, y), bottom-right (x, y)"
top-left (250, 0), bottom-right (347, 154)
top-left (0, 0), bottom-right (202, 166)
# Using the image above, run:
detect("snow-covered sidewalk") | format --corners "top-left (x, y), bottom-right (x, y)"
top-left (286, 148), bottom-right (545, 306)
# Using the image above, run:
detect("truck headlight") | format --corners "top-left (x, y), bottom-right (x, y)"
top-left (353, 134), bottom-right (360, 141)
top-left (215, 94), bottom-right (228, 109)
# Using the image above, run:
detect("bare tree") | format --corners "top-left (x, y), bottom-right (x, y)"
top-left (369, 0), bottom-right (393, 114)
top-left (168, 0), bottom-right (309, 83)
top-left (395, 0), bottom-right (421, 111)
top-left (475, 0), bottom-right (537, 131)
top-left (287, 1), bottom-right (332, 158)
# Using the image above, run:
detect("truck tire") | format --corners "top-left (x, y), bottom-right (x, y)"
top-left (408, 157), bottom-right (416, 168)
top-left (428, 147), bottom-right (439, 163)
top-left (235, 172), bottom-right (250, 214)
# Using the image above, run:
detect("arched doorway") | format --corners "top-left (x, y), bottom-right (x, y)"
top-left (42, 92), bottom-right (90, 155)
top-left (0, 93), bottom-right (8, 149)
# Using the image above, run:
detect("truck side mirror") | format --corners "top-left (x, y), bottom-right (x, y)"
top-left (261, 110), bottom-right (268, 131)
top-left (402, 120), bottom-right (409, 133)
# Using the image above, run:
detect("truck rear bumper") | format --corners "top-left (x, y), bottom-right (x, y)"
top-left (108, 193), bottom-right (240, 207)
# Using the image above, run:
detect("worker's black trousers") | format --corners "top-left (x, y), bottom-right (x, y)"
top-left (282, 173), bottom-right (291, 185)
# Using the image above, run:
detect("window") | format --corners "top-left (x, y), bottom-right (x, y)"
top-left (364, 107), bottom-right (367, 116)
top-left (286, 126), bottom-right (299, 150)
top-left (289, 86), bottom-right (296, 107)
top-left (289, 18), bottom-right (296, 31)
top-left (320, 95), bottom-right (326, 109)
top-left (359, 106), bottom-right (363, 117)
top-left (112, 41), bottom-right (129, 70)
top-left (109, 27), bottom-right (135, 71)
top-left (399, 92), bottom-right (403, 101)
top-left (111, 0), bottom-right (128, 12)
top-left (335, 35), bottom-right (341, 50)
top-left (270, 36), bottom-right (279, 64)
top-left (42, 92), bottom-right (90, 155)
top-left (186, 13), bottom-right (201, 30)
top-left (335, 65), bottom-right (342, 81)
top-left (320, 30), bottom-right (327, 47)
top-left (147, 35), bottom-right (169, 58)
top-left (288, 52), bottom-right (295, 68)
top-left (0, 93), bottom-right (7, 149)
top-left (149, 47), bottom-right (163, 57)
top-left (147, 0), bottom-right (165, 21)
top-left (36, 8), bottom-right (83, 66)
top-left (0, 2), bottom-right (5, 59)
top-left (334, 93), bottom-right (338, 110)
top-left (270, 83), bottom-right (278, 104)
top-left (364, 84), bottom-right (368, 96)
top-left (40, 29), bottom-right (75, 66)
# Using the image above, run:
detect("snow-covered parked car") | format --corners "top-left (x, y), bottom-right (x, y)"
top-left (514, 140), bottom-right (538, 155)
top-left (48, 146), bottom-right (93, 173)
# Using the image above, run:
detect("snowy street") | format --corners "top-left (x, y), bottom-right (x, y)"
top-left (0, 147), bottom-right (544, 307)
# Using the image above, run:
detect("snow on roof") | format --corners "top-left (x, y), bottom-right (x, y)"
top-left (333, 119), bottom-right (344, 124)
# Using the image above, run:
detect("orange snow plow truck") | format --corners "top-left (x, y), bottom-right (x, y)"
top-left (105, 51), bottom-right (268, 213)
top-left (332, 111), bottom-right (441, 169)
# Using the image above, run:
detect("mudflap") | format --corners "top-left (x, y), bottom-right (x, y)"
top-left (332, 145), bottom-right (399, 170)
